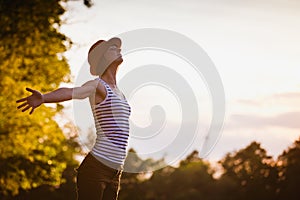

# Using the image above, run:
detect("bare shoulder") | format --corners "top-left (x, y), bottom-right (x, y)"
top-left (81, 79), bottom-right (105, 92)
top-left (81, 79), bottom-right (99, 87)
top-left (84, 78), bottom-right (106, 94)
top-left (95, 79), bottom-right (106, 95)
top-left (86, 79), bottom-right (106, 104)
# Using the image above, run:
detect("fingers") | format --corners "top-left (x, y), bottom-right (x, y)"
top-left (16, 97), bottom-right (27, 103)
top-left (26, 87), bottom-right (35, 93)
top-left (17, 102), bottom-right (28, 109)
top-left (21, 105), bottom-right (31, 112)
top-left (17, 103), bottom-right (34, 114)
top-left (16, 88), bottom-right (34, 103)
top-left (29, 107), bottom-right (34, 115)
top-left (17, 88), bottom-right (38, 114)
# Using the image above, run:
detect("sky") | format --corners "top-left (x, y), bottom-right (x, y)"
top-left (58, 0), bottom-right (300, 164)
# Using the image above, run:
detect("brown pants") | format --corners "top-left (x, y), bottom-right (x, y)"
top-left (76, 153), bottom-right (122, 200)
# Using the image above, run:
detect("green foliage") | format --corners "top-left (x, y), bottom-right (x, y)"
top-left (0, 0), bottom-right (78, 197)
top-left (1, 1), bottom-right (299, 199)
top-left (219, 142), bottom-right (279, 200)
top-left (277, 138), bottom-right (300, 200)
top-left (124, 148), bottom-right (166, 173)
top-left (120, 148), bottom-right (167, 200)
top-left (120, 150), bottom-right (216, 200)
top-left (119, 140), bottom-right (300, 200)
top-left (138, 150), bottom-right (215, 200)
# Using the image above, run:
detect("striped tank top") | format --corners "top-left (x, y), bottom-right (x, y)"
top-left (90, 78), bottom-right (131, 168)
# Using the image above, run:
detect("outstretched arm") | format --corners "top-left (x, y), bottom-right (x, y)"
top-left (16, 80), bottom-right (99, 114)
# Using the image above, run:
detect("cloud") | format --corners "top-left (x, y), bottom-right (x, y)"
top-left (271, 92), bottom-right (300, 100)
top-left (232, 92), bottom-right (300, 129)
top-left (269, 112), bottom-right (300, 129)
top-left (228, 111), bottom-right (300, 130)
top-left (236, 99), bottom-right (261, 106)
top-left (236, 92), bottom-right (300, 108)
top-left (208, 126), bottom-right (299, 161)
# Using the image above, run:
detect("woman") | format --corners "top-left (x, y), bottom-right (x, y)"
top-left (16, 37), bottom-right (131, 200)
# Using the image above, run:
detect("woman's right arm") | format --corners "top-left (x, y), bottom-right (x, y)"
top-left (16, 79), bottom-right (100, 114)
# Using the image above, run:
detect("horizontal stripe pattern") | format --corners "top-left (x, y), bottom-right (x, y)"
top-left (91, 78), bottom-right (131, 166)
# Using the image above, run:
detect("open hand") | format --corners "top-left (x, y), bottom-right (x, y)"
top-left (16, 88), bottom-right (44, 114)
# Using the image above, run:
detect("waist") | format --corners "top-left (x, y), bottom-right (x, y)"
top-left (90, 152), bottom-right (124, 171)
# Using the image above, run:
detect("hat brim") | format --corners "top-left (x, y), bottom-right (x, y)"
top-left (106, 37), bottom-right (122, 48)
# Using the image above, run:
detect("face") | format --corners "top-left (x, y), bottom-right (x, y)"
top-left (103, 45), bottom-right (123, 65)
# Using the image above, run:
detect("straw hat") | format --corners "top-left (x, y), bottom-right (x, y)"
top-left (88, 37), bottom-right (122, 76)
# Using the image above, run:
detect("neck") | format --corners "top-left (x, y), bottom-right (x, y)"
top-left (100, 63), bottom-right (119, 87)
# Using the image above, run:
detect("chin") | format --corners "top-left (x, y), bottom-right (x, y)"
top-left (113, 57), bottom-right (123, 65)
top-left (117, 56), bottom-right (123, 63)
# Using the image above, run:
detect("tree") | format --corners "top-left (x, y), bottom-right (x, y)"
top-left (277, 137), bottom-right (300, 200)
top-left (219, 141), bottom-right (279, 200)
top-left (119, 148), bottom-right (166, 200)
top-left (0, 0), bottom-right (79, 197)
top-left (163, 150), bottom-right (215, 200)
top-left (122, 150), bottom-right (216, 200)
